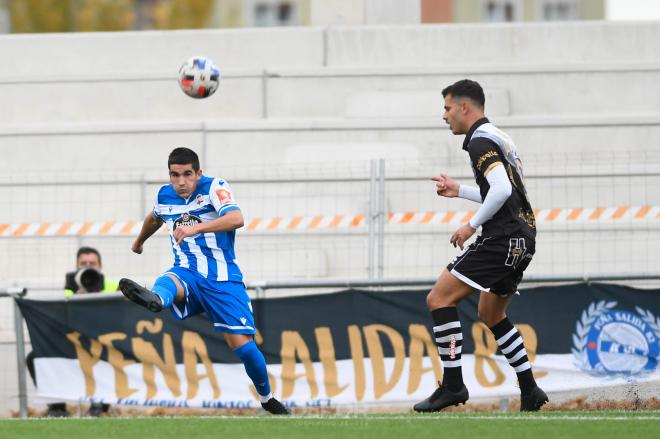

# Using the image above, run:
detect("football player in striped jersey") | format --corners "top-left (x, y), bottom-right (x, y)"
top-left (414, 79), bottom-right (548, 413)
top-left (119, 147), bottom-right (288, 415)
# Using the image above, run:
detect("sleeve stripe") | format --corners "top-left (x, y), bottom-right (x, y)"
top-left (483, 161), bottom-right (503, 177)
top-left (218, 204), bottom-right (240, 215)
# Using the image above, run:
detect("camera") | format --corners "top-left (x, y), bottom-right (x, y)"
top-left (65, 267), bottom-right (105, 293)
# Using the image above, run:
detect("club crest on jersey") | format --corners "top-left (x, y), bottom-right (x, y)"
top-left (173, 213), bottom-right (202, 230)
top-left (195, 194), bottom-right (205, 205)
top-left (572, 301), bottom-right (659, 376)
top-left (215, 189), bottom-right (233, 205)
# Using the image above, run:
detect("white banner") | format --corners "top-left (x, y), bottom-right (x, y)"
top-left (35, 354), bottom-right (660, 409)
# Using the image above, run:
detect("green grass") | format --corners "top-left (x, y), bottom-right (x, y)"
top-left (1, 412), bottom-right (658, 439)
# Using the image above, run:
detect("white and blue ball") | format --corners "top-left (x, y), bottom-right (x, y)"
top-left (178, 56), bottom-right (220, 99)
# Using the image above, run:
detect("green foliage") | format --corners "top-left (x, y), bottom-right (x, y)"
top-left (151, 0), bottom-right (214, 30)
top-left (9, 0), bottom-right (71, 33)
top-left (74, 0), bottom-right (136, 32)
top-left (7, 0), bottom-right (213, 33)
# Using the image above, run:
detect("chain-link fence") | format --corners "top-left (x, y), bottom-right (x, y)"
top-left (1, 151), bottom-right (659, 295)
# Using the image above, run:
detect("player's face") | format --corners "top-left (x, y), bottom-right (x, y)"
top-left (169, 163), bottom-right (202, 198)
top-left (77, 253), bottom-right (101, 270)
top-left (442, 95), bottom-right (468, 135)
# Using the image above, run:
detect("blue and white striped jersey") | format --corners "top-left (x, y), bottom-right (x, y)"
top-left (152, 175), bottom-right (243, 282)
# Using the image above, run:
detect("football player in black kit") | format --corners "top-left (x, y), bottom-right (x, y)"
top-left (414, 79), bottom-right (548, 412)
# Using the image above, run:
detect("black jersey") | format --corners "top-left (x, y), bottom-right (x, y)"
top-left (463, 118), bottom-right (536, 239)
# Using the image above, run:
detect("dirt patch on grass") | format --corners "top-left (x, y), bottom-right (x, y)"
top-left (14, 396), bottom-right (660, 417)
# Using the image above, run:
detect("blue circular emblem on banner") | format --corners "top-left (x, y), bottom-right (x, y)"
top-left (585, 310), bottom-right (659, 375)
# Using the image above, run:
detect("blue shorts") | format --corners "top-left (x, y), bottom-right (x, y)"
top-left (163, 266), bottom-right (255, 335)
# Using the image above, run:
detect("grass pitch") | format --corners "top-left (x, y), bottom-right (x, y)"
top-left (1, 411), bottom-right (658, 439)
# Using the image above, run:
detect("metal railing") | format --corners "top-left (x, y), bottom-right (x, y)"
top-left (0, 288), bottom-right (27, 419)
top-left (247, 271), bottom-right (660, 292)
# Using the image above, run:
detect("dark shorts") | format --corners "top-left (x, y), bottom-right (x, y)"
top-left (446, 233), bottom-right (535, 297)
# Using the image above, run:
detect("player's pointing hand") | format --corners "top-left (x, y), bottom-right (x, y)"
top-left (431, 174), bottom-right (459, 198)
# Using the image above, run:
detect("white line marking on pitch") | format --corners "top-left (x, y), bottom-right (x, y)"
top-left (7, 414), bottom-right (660, 422)
top-left (106, 415), bottom-right (660, 422)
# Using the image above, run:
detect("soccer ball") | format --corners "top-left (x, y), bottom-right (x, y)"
top-left (178, 56), bottom-right (220, 99)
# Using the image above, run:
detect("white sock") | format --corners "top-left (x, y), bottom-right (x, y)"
top-left (258, 392), bottom-right (272, 403)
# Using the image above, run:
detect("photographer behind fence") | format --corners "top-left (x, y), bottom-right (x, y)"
top-left (64, 246), bottom-right (119, 295)
top-left (26, 246), bottom-right (119, 417)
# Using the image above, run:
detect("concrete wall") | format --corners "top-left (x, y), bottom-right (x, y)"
top-left (1, 21), bottom-right (657, 76)
top-left (0, 27), bottom-right (324, 76)
top-left (1, 116), bottom-right (658, 176)
top-left (0, 20), bottom-right (658, 320)
top-left (1, 22), bottom-right (658, 127)
top-left (324, 21), bottom-right (660, 66)
top-left (310, 0), bottom-right (422, 25)
top-left (5, 64), bottom-right (660, 124)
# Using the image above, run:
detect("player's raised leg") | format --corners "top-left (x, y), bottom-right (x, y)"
top-left (413, 269), bottom-right (473, 412)
top-left (225, 333), bottom-right (289, 415)
top-left (119, 273), bottom-right (183, 313)
top-left (478, 292), bottom-right (548, 411)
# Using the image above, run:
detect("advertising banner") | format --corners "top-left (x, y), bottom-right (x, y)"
top-left (17, 283), bottom-right (659, 410)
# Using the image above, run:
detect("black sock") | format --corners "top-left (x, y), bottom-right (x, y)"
top-left (490, 317), bottom-right (537, 395)
top-left (431, 307), bottom-right (464, 391)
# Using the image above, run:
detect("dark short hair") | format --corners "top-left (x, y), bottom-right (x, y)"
top-left (77, 246), bottom-right (101, 264)
top-left (168, 147), bottom-right (200, 171)
top-left (442, 79), bottom-right (485, 109)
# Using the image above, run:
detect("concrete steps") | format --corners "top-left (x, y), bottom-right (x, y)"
top-left (2, 63), bottom-right (660, 123)
top-left (1, 21), bottom-right (659, 293)
top-left (1, 113), bottom-right (659, 180)
top-left (2, 22), bottom-right (658, 77)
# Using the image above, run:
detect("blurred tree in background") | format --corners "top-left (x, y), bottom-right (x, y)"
top-left (150, 0), bottom-right (214, 29)
top-left (7, 0), bottom-right (214, 32)
top-left (9, 0), bottom-right (72, 32)
top-left (75, 0), bottom-right (136, 31)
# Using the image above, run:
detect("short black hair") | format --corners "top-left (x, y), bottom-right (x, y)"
top-left (77, 246), bottom-right (101, 264)
top-left (168, 147), bottom-right (200, 171)
top-left (442, 79), bottom-right (485, 109)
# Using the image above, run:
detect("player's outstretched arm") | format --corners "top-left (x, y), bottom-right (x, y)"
top-left (132, 212), bottom-right (164, 254)
top-left (431, 174), bottom-right (460, 198)
top-left (458, 185), bottom-right (482, 203)
top-left (173, 210), bottom-right (244, 245)
top-left (433, 174), bottom-right (483, 203)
